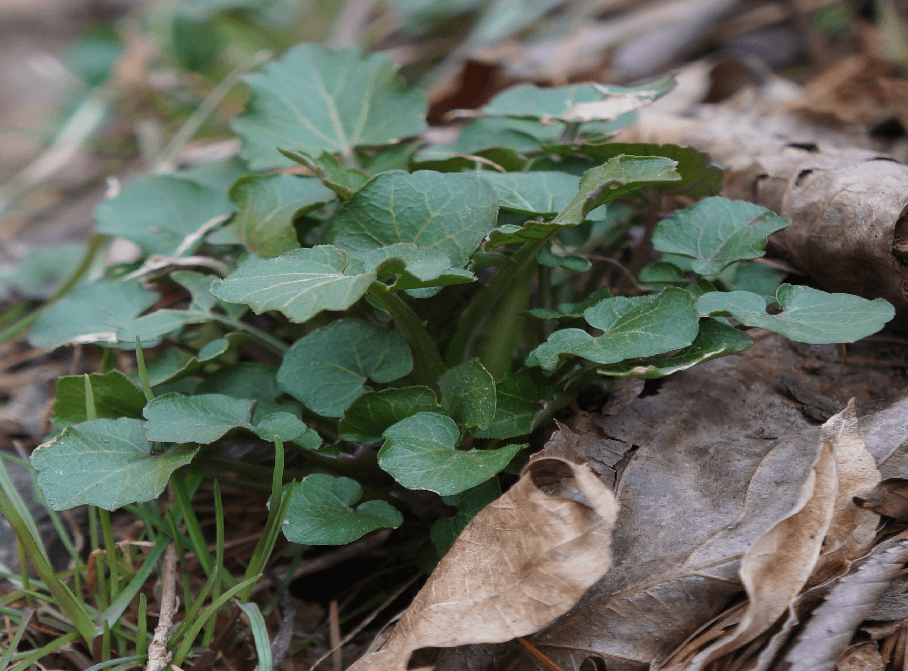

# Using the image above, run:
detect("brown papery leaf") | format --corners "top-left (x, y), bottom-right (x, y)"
top-left (855, 478), bottom-right (908, 522)
top-left (347, 458), bottom-right (618, 671)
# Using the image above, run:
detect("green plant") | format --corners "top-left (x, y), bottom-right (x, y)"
top-left (9, 41), bottom-right (895, 661)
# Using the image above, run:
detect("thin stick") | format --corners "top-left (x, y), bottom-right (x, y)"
top-left (517, 637), bottom-right (566, 671)
top-left (329, 600), bottom-right (342, 671)
top-left (146, 543), bottom-right (178, 671)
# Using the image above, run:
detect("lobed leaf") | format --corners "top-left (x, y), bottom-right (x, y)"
top-left (228, 173), bottom-right (335, 258)
top-left (338, 387), bottom-right (446, 443)
top-left (31, 418), bottom-right (197, 510)
top-left (527, 287), bottom-right (699, 370)
top-left (330, 170), bottom-right (498, 269)
top-left (94, 175), bottom-right (233, 257)
top-left (232, 44), bottom-right (428, 169)
top-left (652, 197), bottom-right (790, 276)
top-left (280, 474), bottom-right (403, 545)
top-left (379, 412), bottom-right (522, 495)
top-left (143, 392), bottom-right (310, 444)
top-left (696, 285), bottom-right (895, 344)
top-left (277, 319), bottom-right (413, 417)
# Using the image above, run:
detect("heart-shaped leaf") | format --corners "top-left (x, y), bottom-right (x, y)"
top-left (228, 173), bottom-right (335, 257)
top-left (277, 319), bottom-right (413, 417)
top-left (473, 370), bottom-right (546, 440)
top-left (94, 175), bottom-right (234, 256)
top-left (527, 287), bottom-right (699, 370)
top-left (330, 170), bottom-right (498, 268)
top-left (29, 280), bottom-right (159, 350)
top-left (696, 285), bottom-right (895, 344)
top-left (338, 387), bottom-right (446, 443)
top-left (652, 197), bottom-right (790, 276)
top-left (438, 359), bottom-right (496, 430)
top-left (143, 392), bottom-right (310, 443)
top-left (31, 418), bottom-right (198, 510)
top-left (280, 474), bottom-right (403, 545)
top-left (379, 412), bottom-right (522, 495)
top-left (232, 44), bottom-right (428, 169)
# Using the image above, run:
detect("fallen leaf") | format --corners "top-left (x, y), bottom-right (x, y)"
top-left (855, 478), bottom-right (908, 522)
top-left (347, 457), bottom-right (618, 671)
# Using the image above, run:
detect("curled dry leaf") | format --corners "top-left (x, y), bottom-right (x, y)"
top-left (854, 478), bottom-right (908, 522)
top-left (347, 457), bottom-right (618, 671)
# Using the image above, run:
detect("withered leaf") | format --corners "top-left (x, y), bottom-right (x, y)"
top-left (854, 478), bottom-right (908, 522)
top-left (347, 457), bottom-right (618, 671)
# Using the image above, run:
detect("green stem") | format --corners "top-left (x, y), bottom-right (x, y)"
top-left (210, 314), bottom-right (289, 354)
top-left (479, 262), bottom-right (534, 380)
top-left (367, 283), bottom-right (446, 388)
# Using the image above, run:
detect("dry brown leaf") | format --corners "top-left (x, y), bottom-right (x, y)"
top-left (347, 458), bottom-right (618, 671)
top-left (836, 641), bottom-right (885, 671)
top-left (855, 478), bottom-right (908, 522)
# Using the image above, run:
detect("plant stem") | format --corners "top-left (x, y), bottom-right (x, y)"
top-left (479, 262), bottom-right (534, 380)
top-left (367, 283), bottom-right (446, 388)
top-left (617, 189), bottom-right (659, 294)
top-left (210, 313), bottom-right (289, 354)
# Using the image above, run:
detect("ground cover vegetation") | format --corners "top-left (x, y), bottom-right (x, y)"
top-left (0, 4), bottom-right (901, 669)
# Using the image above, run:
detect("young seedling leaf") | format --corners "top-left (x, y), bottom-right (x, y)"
top-left (228, 173), bottom-right (335, 258)
top-left (116, 271), bottom-right (220, 343)
top-left (31, 418), bottom-right (198, 510)
top-left (438, 358), bottom-right (496, 430)
top-left (579, 143), bottom-right (723, 197)
top-left (480, 77), bottom-right (675, 123)
top-left (54, 371), bottom-right (146, 426)
top-left (94, 175), bottom-right (234, 256)
top-left (29, 280), bottom-right (159, 350)
top-left (379, 412), bottom-right (522, 495)
top-left (528, 287), bottom-right (613, 320)
top-left (280, 474), bottom-right (403, 545)
top-left (277, 319), bottom-right (413, 417)
top-left (696, 285), bottom-right (895, 344)
top-left (596, 318), bottom-right (754, 378)
top-left (473, 370), bottom-right (546, 439)
top-left (527, 287), bottom-right (699, 370)
top-left (210, 245), bottom-right (374, 323)
top-left (279, 149), bottom-right (369, 200)
top-left (232, 44), bottom-right (428, 169)
top-left (338, 387), bottom-right (446, 443)
top-left (479, 171), bottom-right (580, 215)
top-left (139, 333), bottom-right (245, 387)
top-left (143, 392), bottom-right (309, 443)
top-left (652, 197), bottom-right (790, 276)
top-left (330, 170), bottom-right (498, 268)
top-left (536, 250), bottom-right (592, 273)
top-left (483, 156), bottom-right (679, 249)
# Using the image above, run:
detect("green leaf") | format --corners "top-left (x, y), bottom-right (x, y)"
top-left (116, 271), bottom-right (220, 343)
top-left (140, 333), bottom-right (244, 387)
top-left (143, 392), bottom-right (310, 444)
top-left (279, 149), bottom-right (369, 200)
top-left (578, 144), bottom-right (723, 197)
top-left (195, 363), bottom-right (281, 402)
top-left (210, 245), bottom-right (373, 323)
top-left (338, 387), bottom-right (446, 443)
top-left (479, 171), bottom-right (580, 215)
top-left (527, 287), bottom-right (612, 320)
top-left (639, 261), bottom-right (687, 290)
top-left (280, 474), bottom-right (403, 545)
top-left (718, 261), bottom-right (787, 300)
top-left (233, 44), bottom-right (428, 169)
top-left (535, 250), bottom-right (591, 273)
top-left (379, 413), bottom-right (522, 495)
top-left (473, 370), bottom-right (544, 439)
top-left (211, 244), bottom-right (470, 324)
top-left (483, 156), bottom-right (680, 248)
top-left (277, 319), bottom-right (413, 417)
top-left (54, 371), bottom-right (146, 426)
top-left (527, 287), bottom-right (699, 370)
top-left (228, 173), bottom-right (335, 258)
top-left (652, 197), bottom-right (790, 276)
top-left (696, 285), bottom-right (895, 344)
top-left (330, 170), bottom-right (498, 269)
top-left (1, 242), bottom-right (86, 300)
top-left (438, 359), bottom-right (496, 430)
top-left (480, 77), bottom-right (675, 123)
top-left (596, 318), bottom-right (754, 378)
top-left (94, 175), bottom-right (234, 257)
top-left (31, 418), bottom-right (198, 510)
top-left (29, 279), bottom-right (159, 350)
